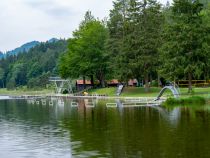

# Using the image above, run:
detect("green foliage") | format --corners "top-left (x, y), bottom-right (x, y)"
top-left (88, 87), bottom-right (116, 96)
top-left (108, 0), bottom-right (163, 92)
top-left (107, 0), bottom-right (129, 80)
top-left (159, 0), bottom-right (210, 92)
top-left (163, 96), bottom-right (206, 106)
top-left (0, 40), bottom-right (67, 89)
top-left (2, 0), bottom-right (210, 92)
top-left (59, 11), bottom-right (109, 87)
top-left (6, 41), bottom-right (40, 56)
top-left (0, 67), bottom-right (4, 88)
top-left (27, 72), bottom-right (51, 89)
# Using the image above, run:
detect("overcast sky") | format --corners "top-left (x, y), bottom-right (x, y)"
top-left (0, 0), bottom-right (172, 52)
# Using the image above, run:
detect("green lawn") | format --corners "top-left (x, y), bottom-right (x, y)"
top-left (1, 86), bottom-right (210, 98)
top-left (88, 86), bottom-right (210, 98)
top-left (89, 87), bottom-right (169, 97)
top-left (121, 87), bottom-right (161, 97)
top-left (0, 88), bottom-right (53, 96)
top-left (88, 87), bottom-right (116, 96)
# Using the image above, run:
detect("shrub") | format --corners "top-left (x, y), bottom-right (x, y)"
top-left (163, 96), bottom-right (206, 106)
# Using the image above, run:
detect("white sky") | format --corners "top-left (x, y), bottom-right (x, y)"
top-left (0, 0), bottom-right (172, 52)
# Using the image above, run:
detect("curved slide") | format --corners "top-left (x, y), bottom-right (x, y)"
top-left (116, 85), bottom-right (124, 96)
top-left (155, 85), bottom-right (180, 101)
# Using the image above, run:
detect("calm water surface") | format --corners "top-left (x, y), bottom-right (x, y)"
top-left (0, 97), bottom-right (210, 158)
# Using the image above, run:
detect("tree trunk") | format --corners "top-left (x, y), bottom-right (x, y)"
top-left (188, 72), bottom-right (192, 93)
top-left (83, 76), bottom-right (86, 89)
top-left (99, 75), bottom-right (105, 88)
top-left (97, 70), bottom-right (105, 88)
top-left (137, 77), bottom-right (141, 87)
top-left (1, 80), bottom-right (4, 88)
top-left (101, 78), bottom-right (105, 88)
top-left (90, 75), bottom-right (94, 88)
top-left (158, 75), bottom-right (161, 87)
top-left (144, 73), bottom-right (149, 92)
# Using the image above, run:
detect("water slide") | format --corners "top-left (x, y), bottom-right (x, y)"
top-left (155, 85), bottom-right (180, 101)
top-left (116, 84), bottom-right (124, 96)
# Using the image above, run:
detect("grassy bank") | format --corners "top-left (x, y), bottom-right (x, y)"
top-left (88, 87), bottom-right (116, 96)
top-left (1, 86), bottom-right (210, 99)
top-left (0, 88), bottom-right (53, 96)
top-left (88, 87), bottom-right (162, 97)
top-left (162, 96), bottom-right (206, 106)
top-left (88, 87), bottom-right (210, 98)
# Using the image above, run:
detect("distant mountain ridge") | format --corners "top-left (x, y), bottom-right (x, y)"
top-left (48, 38), bottom-right (59, 43)
top-left (0, 39), bottom-right (67, 89)
top-left (0, 38), bottom-right (59, 59)
top-left (6, 41), bottom-right (40, 56)
top-left (0, 51), bottom-right (3, 58)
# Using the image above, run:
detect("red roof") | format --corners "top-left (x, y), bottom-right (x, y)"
top-left (128, 79), bottom-right (138, 86)
top-left (107, 79), bottom-right (119, 84)
top-left (76, 80), bottom-right (91, 85)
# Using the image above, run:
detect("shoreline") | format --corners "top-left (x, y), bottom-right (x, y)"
top-left (6, 94), bottom-right (166, 106)
top-left (5, 94), bottom-right (165, 100)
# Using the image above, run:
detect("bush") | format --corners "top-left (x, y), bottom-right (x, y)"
top-left (163, 96), bottom-right (206, 106)
top-left (151, 80), bottom-right (158, 87)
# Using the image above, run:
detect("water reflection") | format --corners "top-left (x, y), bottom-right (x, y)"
top-left (0, 100), bottom-right (72, 158)
top-left (0, 98), bottom-right (210, 157)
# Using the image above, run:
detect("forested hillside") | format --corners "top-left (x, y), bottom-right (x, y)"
top-left (0, 52), bottom-right (3, 59)
top-left (6, 41), bottom-right (40, 57)
top-left (0, 40), bottom-right (67, 89)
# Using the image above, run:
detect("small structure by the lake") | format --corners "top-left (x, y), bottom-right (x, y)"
top-left (76, 80), bottom-right (92, 91)
top-left (49, 77), bottom-right (73, 94)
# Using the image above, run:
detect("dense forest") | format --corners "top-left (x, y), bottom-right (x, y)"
top-left (59, 0), bottom-right (210, 93)
top-left (0, 40), bottom-right (67, 89)
top-left (1, 0), bottom-right (210, 93)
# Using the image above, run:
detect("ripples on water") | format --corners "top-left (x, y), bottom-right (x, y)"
top-left (0, 98), bottom-right (210, 158)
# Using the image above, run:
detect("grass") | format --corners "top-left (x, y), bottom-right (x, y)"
top-left (1, 86), bottom-right (210, 100)
top-left (121, 87), bottom-right (161, 97)
top-left (0, 88), bottom-right (53, 96)
top-left (88, 87), bottom-right (116, 96)
top-left (88, 87), bottom-right (164, 97)
top-left (162, 96), bottom-right (206, 106)
top-left (88, 86), bottom-right (210, 98)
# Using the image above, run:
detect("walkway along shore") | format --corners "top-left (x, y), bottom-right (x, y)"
top-left (3, 94), bottom-right (166, 106)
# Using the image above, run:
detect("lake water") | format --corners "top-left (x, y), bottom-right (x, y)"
top-left (0, 98), bottom-right (210, 158)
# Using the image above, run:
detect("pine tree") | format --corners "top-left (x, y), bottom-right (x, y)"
top-left (124, 0), bottom-right (163, 92)
top-left (159, 0), bottom-right (210, 93)
top-left (107, 0), bottom-right (130, 81)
